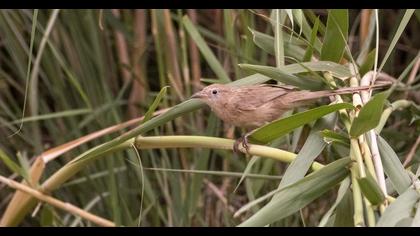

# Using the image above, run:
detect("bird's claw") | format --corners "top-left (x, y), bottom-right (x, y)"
top-left (233, 134), bottom-right (250, 154)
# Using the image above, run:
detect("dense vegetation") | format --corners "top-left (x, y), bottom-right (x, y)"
top-left (0, 9), bottom-right (419, 227)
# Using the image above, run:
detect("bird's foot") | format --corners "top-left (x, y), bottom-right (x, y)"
top-left (233, 134), bottom-right (251, 154)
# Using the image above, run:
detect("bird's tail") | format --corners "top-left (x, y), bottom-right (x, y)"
top-left (297, 82), bottom-right (392, 102)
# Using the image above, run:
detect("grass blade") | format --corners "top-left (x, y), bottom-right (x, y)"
top-left (320, 10), bottom-right (348, 63)
top-left (376, 188), bottom-right (419, 226)
top-left (277, 132), bottom-right (326, 189)
top-left (350, 91), bottom-right (389, 138)
top-left (377, 135), bottom-right (411, 195)
top-left (249, 103), bottom-right (354, 144)
top-left (378, 9), bottom-right (415, 73)
top-left (238, 157), bottom-right (352, 227)
top-left (183, 15), bottom-right (230, 83)
top-left (239, 64), bottom-right (324, 90)
top-left (357, 171), bottom-right (385, 205)
top-left (319, 177), bottom-right (351, 227)
top-left (141, 86), bottom-right (169, 124)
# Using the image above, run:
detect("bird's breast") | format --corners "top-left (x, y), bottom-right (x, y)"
top-left (211, 103), bottom-right (285, 129)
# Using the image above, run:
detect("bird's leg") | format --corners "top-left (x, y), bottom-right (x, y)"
top-left (233, 136), bottom-right (243, 154)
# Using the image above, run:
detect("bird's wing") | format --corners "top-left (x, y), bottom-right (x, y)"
top-left (234, 84), bottom-right (298, 111)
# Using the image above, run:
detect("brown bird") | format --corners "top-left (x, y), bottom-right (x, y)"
top-left (191, 83), bottom-right (389, 153)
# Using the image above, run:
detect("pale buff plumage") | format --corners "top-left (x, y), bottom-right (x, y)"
top-left (191, 83), bottom-right (389, 152)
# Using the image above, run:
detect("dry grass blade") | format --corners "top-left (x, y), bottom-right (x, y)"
top-left (0, 175), bottom-right (115, 227)
top-left (0, 109), bottom-right (168, 226)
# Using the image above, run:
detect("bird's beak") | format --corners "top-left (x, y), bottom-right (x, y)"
top-left (191, 91), bottom-right (205, 99)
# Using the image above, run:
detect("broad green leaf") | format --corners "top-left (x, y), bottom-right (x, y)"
top-left (278, 132), bottom-right (326, 189)
top-left (376, 188), bottom-right (419, 227)
top-left (358, 49), bottom-right (376, 77)
top-left (249, 28), bottom-right (307, 60)
top-left (238, 64), bottom-right (324, 90)
top-left (350, 91), bottom-right (389, 137)
top-left (183, 15), bottom-right (230, 83)
top-left (141, 86), bottom-right (169, 125)
top-left (249, 29), bottom-right (274, 55)
top-left (320, 10), bottom-right (348, 62)
top-left (241, 61), bottom-right (352, 80)
top-left (319, 177), bottom-right (351, 227)
top-left (333, 186), bottom-right (354, 226)
top-left (249, 103), bottom-right (354, 144)
top-left (283, 61), bottom-right (352, 79)
top-left (321, 130), bottom-right (350, 147)
top-left (357, 172), bottom-right (385, 205)
top-left (238, 157), bottom-right (352, 227)
top-left (230, 73), bottom-right (272, 86)
top-left (377, 135), bottom-right (411, 194)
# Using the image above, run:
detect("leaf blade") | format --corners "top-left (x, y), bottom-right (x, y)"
top-left (350, 91), bottom-right (388, 137)
top-left (238, 157), bottom-right (352, 227)
top-left (249, 103), bottom-right (354, 144)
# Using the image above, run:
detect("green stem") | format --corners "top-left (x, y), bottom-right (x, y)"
top-left (135, 135), bottom-right (324, 171)
top-left (350, 139), bottom-right (366, 178)
top-left (350, 164), bottom-right (365, 226)
top-left (375, 99), bottom-right (413, 134)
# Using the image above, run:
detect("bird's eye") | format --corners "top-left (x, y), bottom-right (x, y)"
top-left (212, 89), bottom-right (218, 95)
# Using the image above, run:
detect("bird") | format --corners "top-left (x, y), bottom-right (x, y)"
top-left (191, 82), bottom-right (390, 153)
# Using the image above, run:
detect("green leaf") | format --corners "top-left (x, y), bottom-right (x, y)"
top-left (141, 86), bottom-right (169, 125)
top-left (378, 9), bottom-right (415, 73)
top-left (377, 135), bottom-right (412, 195)
top-left (249, 103), bottom-right (354, 144)
top-left (2, 109), bottom-right (92, 126)
top-left (292, 9), bottom-right (303, 37)
top-left (320, 10), bottom-right (348, 62)
top-left (238, 157), bottom-right (352, 227)
top-left (350, 91), bottom-right (389, 137)
top-left (238, 64), bottom-right (324, 90)
top-left (16, 152), bottom-right (31, 183)
top-left (249, 29), bottom-right (275, 55)
top-left (183, 15), bottom-right (231, 83)
top-left (321, 130), bottom-right (350, 147)
top-left (281, 61), bottom-right (353, 79)
top-left (292, 9), bottom-right (323, 53)
top-left (358, 49), bottom-right (376, 77)
top-left (333, 186), bottom-right (354, 226)
top-left (277, 131), bottom-right (326, 189)
top-left (0, 149), bottom-right (25, 179)
top-left (234, 156), bottom-right (260, 193)
top-left (319, 177), bottom-right (351, 226)
top-left (376, 188), bottom-right (419, 227)
top-left (40, 205), bottom-right (55, 226)
top-left (303, 16), bottom-right (319, 62)
top-left (248, 28), bottom-right (307, 60)
top-left (357, 171), bottom-right (385, 205)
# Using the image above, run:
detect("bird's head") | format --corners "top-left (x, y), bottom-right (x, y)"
top-left (190, 84), bottom-right (232, 107)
